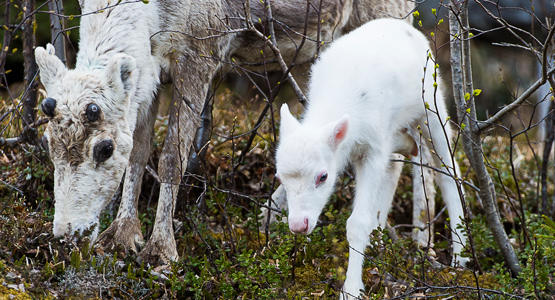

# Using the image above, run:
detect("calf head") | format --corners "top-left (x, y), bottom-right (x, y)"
top-left (36, 44), bottom-right (137, 241)
top-left (276, 104), bottom-right (349, 235)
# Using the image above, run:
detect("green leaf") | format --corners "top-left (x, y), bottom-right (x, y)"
top-left (431, 8), bottom-right (436, 15)
top-left (461, 123), bottom-right (466, 130)
top-left (473, 89), bottom-right (482, 96)
top-left (413, 10), bottom-right (420, 18)
top-left (438, 19), bottom-right (444, 25)
top-left (464, 93), bottom-right (470, 101)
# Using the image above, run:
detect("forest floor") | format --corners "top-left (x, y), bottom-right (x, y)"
top-left (1, 88), bottom-right (555, 299)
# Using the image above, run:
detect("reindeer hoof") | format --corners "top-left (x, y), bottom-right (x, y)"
top-left (137, 230), bottom-right (178, 266)
top-left (96, 217), bottom-right (144, 255)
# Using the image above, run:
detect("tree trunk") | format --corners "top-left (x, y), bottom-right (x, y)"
top-left (22, 0), bottom-right (38, 140)
top-left (48, 0), bottom-right (66, 64)
top-left (541, 104), bottom-right (553, 216)
top-left (449, 0), bottom-right (521, 276)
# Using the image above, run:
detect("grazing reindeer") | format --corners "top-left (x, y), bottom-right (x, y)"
top-left (274, 19), bottom-right (468, 299)
top-left (35, 0), bottom-right (415, 263)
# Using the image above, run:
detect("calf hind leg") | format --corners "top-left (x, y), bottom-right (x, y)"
top-left (426, 117), bottom-right (468, 266)
top-left (412, 139), bottom-right (437, 248)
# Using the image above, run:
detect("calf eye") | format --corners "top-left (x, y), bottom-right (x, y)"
top-left (86, 103), bottom-right (101, 122)
top-left (316, 172), bottom-right (328, 186)
top-left (93, 140), bottom-right (114, 163)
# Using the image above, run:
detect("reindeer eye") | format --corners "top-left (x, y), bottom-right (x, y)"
top-left (86, 103), bottom-right (101, 122)
top-left (93, 140), bottom-right (114, 163)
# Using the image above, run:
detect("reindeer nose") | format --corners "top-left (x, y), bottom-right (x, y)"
top-left (290, 217), bottom-right (309, 234)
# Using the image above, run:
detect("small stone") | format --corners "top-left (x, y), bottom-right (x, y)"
top-left (7, 284), bottom-right (19, 291)
top-left (150, 270), bottom-right (168, 283)
top-left (114, 260), bottom-right (126, 271)
top-left (9, 295), bottom-right (15, 299)
top-left (5, 272), bottom-right (18, 282)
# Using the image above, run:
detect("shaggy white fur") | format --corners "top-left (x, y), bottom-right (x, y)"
top-left (275, 19), bottom-right (468, 299)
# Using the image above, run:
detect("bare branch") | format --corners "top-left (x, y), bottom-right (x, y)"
top-left (475, 66), bottom-right (555, 132)
top-left (244, 0), bottom-right (308, 105)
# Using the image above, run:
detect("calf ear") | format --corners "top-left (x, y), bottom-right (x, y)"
top-left (106, 54), bottom-right (137, 101)
top-left (326, 114), bottom-right (349, 151)
top-left (280, 104), bottom-right (300, 136)
top-left (35, 44), bottom-right (67, 90)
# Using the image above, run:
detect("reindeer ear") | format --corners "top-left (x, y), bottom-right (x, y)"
top-left (280, 104), bottom-right (300, 136)
top-left (106, 54), bottom-right (137, 101)
top-left (326, 114), bottom-right (349, 151)
top-left (35, 44), bottom-right (67, 91)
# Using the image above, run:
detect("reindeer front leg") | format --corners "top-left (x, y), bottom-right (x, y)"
top-left (139, 54), bottom-right (216, 264)
top-left (97, 99), bottom-right (159, 254)
top-left (138, 89), bottom-right (201, 264)
top-left (343, 146), bottom-right (394, 300)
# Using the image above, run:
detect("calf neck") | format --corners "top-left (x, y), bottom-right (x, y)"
top-left (276, 19), bottom-right (467, 299)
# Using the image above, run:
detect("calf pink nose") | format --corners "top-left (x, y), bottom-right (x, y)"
top-left (290, 217), bottom-right (309, 234)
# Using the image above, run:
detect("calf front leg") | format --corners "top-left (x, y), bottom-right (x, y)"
top-left (342, 148), bottom-right (395, 300)
top-left (138, 89), bottom-right (202, 265)
top-left (259, 185), bottom-right (288, 231)
top-left (97, 99), bottom-right (159, 254)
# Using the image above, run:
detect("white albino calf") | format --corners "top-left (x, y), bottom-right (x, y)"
top-left (275, 19), bottom-right (468, 299)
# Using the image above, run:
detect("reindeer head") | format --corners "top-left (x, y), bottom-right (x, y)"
top-left (275, 104), bottom-right (349, 235)
top-left (36, 44), bottom-right (137, 241)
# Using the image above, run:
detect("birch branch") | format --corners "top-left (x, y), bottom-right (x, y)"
top-left (244, 0), bottom-right (308, 106)
top-left (474, 16), bottom-right (555, 133)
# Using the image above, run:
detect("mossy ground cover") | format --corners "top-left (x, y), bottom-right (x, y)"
top-left (1, 88), bottom-right (555, 299)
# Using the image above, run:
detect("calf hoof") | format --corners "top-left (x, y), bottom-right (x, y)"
top-left (137, 231), bottom-right (178, 266)
top-left (97, 217), bottom-right (144, 255)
